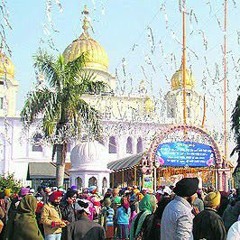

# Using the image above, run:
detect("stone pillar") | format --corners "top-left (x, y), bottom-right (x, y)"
top-left (218, 170), bottom-right (223, 191)
top-left (132, 138), bottom-right (137, 154)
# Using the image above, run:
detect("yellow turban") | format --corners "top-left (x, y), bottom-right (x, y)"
top-left (204, 191), bottom-right (221, 208)
top-left (4, 188), bottom-right (11, 197)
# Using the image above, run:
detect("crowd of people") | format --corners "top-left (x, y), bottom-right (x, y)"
top-left (0, 178), bottom-right (239, 239)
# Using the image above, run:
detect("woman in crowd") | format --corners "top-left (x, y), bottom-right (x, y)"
top-left (7, 194), bottom-right (43, 240)
top-left (116, 196), bottom-right (131, 240)
top-left (130, 194), bottom-right (157, 240)
top-left (99, 197), bottom-right (115, 239)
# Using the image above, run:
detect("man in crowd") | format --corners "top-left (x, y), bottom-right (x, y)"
top-left (41, 191), bottom-right (66, 240)
top-left (62, 199), bottom-right (105, 240)
top-left (161, 177), bottom-right (199, 240)
top-left (193, 191), bottom-right (226, 240)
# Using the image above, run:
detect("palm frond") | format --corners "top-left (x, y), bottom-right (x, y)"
top-left (21, 88), bottom-right (57, 125)
top-left (76, 99), bottom-right (103, 139)
top-left (33, 51), bottom-right (61, 89)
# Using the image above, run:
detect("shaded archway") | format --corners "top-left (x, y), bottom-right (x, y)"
top-left (102, 177), bottom-right (107, 195)
top-left (126, 136), bottom-right (133, 154)
top-left (137, 137), bottom-right (143, 153)
top-left (109, 136), bottom-right (117, 153)
top-left (88, 176), bottom-right (97, 187)
top-left (75, 177), bottom-right (82, 189)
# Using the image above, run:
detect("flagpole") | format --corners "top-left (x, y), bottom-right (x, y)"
top-left (182, 0), bottom-right (187, 126)
top-left (223, 0), bottom-right (228, 164)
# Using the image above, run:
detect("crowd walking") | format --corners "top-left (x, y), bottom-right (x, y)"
top-left (0, 178), bottom-right (240, 239)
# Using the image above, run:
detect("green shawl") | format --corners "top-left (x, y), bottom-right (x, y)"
top-left (130, 194), bottom-right (156, 240)
top-left (10, 195), bottom-right (43, 240)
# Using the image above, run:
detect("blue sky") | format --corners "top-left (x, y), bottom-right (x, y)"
top-left (2, 0), bottom-right (240, 121)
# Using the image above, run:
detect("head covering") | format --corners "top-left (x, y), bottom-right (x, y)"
top-left (17, 195), bottom-right (37, 215)
top-left (163, 186), bottom-right (172, 195)
top-left (88, 186), bottom-right (97, 194)
top-left (29, 189), bottom-right (35, 194)
top-left (66, 190), bottom-right (77, 199)
top-left (139, 194), bottom-right (157, 213)
top-left (20, 187), bottom-right (30, 197)
top-left (77, 199), bottom-right (91, 215)
top-left (71, 185), bottom-right (77, 191)
top-left (49, 191), bottom-right (63, 202)
top-left (44, 187), bottom-right (51, 193)
top-left (204, 191), bottom-right (221, 208)
top-left (113, 196), bottom-right (121, 205)
top-left (104, 198), bottom-right (111, 207)
top-left (173, 178), bottom-right (199, 197)
top-left (4, 188), bottom-right (11, 197)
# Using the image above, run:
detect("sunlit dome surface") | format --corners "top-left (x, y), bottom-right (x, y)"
top-left (0, 52), bottom-right (15, 78)
top-left (171, 67), bottom-right (195, 90)
top-left (63, 6), bottom-right (109, 72)
top-left (70, 140), bottom-right (108, 169)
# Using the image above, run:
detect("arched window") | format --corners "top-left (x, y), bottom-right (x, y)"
top-left (109, 136), bottom-right (117, 153)
top-left (126, 137), bottom-right (133, 154)
top-left (88, 176), bottom-right (97, 187)
top-left (168, 107), bottom-right (175, 118)
top-left (75, 177), bottom-right (82, 190)
top-left (0, 97), bottom-right (3, 109)
top-left (32, 133), bottom-right (43, 152)
top-left (67, 143), bottom-right (71, 152)
top-left (137, 137), bottom-right (143, 153)
top-left (187, 107), bottom-right (191, 118)
top-left (102, 177), bottom-right (107, 195)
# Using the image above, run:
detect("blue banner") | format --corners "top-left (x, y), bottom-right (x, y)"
top-left (155, 141), bottom-right (215, 167)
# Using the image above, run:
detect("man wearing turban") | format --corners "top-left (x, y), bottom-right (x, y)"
top-left (193, 191), bottom-right (226, 240)
top-left (161, 177), bottom-right (199, 240)
top-left (41, 191), bottom-right (66, 240)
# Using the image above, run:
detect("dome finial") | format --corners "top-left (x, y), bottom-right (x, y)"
top-left (82, 5), bottom-right (90, 36)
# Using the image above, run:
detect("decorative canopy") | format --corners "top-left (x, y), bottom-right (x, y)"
top-left (107, 152), bottom-right (144, 172)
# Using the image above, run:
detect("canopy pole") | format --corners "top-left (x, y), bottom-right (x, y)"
top-left (134, 167), bottom-right (137, 185)
top-left (111, 172), bottom-right (114, 188)
top-left (154, 167), bottom-right (157, 193)
top-left (122, 171), bottom-right (124, 187)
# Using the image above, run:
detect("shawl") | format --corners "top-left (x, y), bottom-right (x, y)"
top-left (130, 194), bottom-right (156, 240)
top-left (10, 195), bottom-right (43, 240)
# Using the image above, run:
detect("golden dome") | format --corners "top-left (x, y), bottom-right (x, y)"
top-left (63, 6), bottom-right (109, 72)
top-left (171, 67), bottom-right (195, 90)
top-left (145, 97), bottom-right (155, 112)
top-left (0, 52), bottom-right (15, 78)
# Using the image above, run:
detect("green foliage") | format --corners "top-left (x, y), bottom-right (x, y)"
top-left (231, 95), bottom-right (240, 144)
top-left (0, 173), bottom-right (21, 194)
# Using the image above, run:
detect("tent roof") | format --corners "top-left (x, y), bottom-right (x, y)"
top-left (107, 152), bottom-right (144, 171)
top-left (27, 162), bottom-right (70, 180)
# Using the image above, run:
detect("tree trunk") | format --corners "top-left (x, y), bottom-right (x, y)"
top-left (55, 144), bottom-right (66, 187)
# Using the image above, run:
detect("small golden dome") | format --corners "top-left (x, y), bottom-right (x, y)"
top-left (0, 52), bottom-right (15, 78)
top-left (145, 97), bottom-right (155, 112)
top-left (171, 67), bottom-right (195, 90)
top-left (63, 6), bottom-right (109, 72)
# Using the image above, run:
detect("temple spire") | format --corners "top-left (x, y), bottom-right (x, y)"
top-left (81, 5), bottom-right (90, 36)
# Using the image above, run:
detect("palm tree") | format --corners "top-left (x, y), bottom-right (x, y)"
top-left (21, 51), bottom-right (108, 187)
